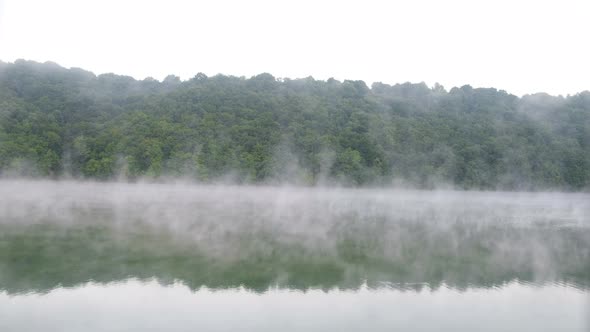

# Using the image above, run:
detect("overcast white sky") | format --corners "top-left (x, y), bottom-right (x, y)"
top-left (0, 0), bottom-right (588, 96)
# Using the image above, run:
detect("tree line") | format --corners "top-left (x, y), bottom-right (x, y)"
top-left (0, 60), bottom-right (588, 190)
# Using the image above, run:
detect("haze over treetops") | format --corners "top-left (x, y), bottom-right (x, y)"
top-left (0, 60), bottom-right (588, 190)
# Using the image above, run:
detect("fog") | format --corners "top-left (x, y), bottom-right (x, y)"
top-left (3, 179), bottom-right (588, 226)
top-left (1, 179), bottom-right (589, 293)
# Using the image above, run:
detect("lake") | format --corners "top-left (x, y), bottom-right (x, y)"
top-left (0, 180), bottom-right (589, 331)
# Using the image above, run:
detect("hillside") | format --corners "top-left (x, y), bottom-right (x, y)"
top-left (0, 60), bottom-right (589, 190)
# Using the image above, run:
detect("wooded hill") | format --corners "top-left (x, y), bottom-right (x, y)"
top-left (0, 60), bottom-right (588, 190)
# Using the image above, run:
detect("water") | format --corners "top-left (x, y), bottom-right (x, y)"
top-left (0, 180), bottom-right (589, 331)
top-left (2, 280), bottom-right (587, 332)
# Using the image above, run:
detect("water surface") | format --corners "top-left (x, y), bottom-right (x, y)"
top-left (0, 180), bottom-right (588, 331)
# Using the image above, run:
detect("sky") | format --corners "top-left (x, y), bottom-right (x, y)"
top-left (0, 0), bottom-right (588, 96)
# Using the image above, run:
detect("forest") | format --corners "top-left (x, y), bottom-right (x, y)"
top-left (0, 60), bottom-right (588, 190)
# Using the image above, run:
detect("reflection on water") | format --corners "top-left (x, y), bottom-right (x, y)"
top-left (1, 221), bottom-right (589, 294)
top-left (0, 180), bottom-right (589, 330)
top-left (1, 279), bottom-right (588, 332)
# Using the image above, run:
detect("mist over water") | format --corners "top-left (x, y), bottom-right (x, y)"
top-left (1, 180), bottom-right (589, 331)
top-left (1, 179), bottom-right (589, 290)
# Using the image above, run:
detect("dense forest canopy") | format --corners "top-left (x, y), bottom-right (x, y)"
top-left (0, 60), bottom-right (588, 190)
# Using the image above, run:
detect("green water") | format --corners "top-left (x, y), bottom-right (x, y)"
top-left (0, 181), bottom-right (589, 331)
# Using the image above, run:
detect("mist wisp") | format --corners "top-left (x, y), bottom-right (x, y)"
top-left (0, 179), bottom-right (589, 293)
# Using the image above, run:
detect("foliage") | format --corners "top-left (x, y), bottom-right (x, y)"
top-left (1, 60), bottom-right (589, 190)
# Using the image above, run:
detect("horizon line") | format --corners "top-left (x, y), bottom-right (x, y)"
top-left (3, 58), bottom-right (589, 99)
